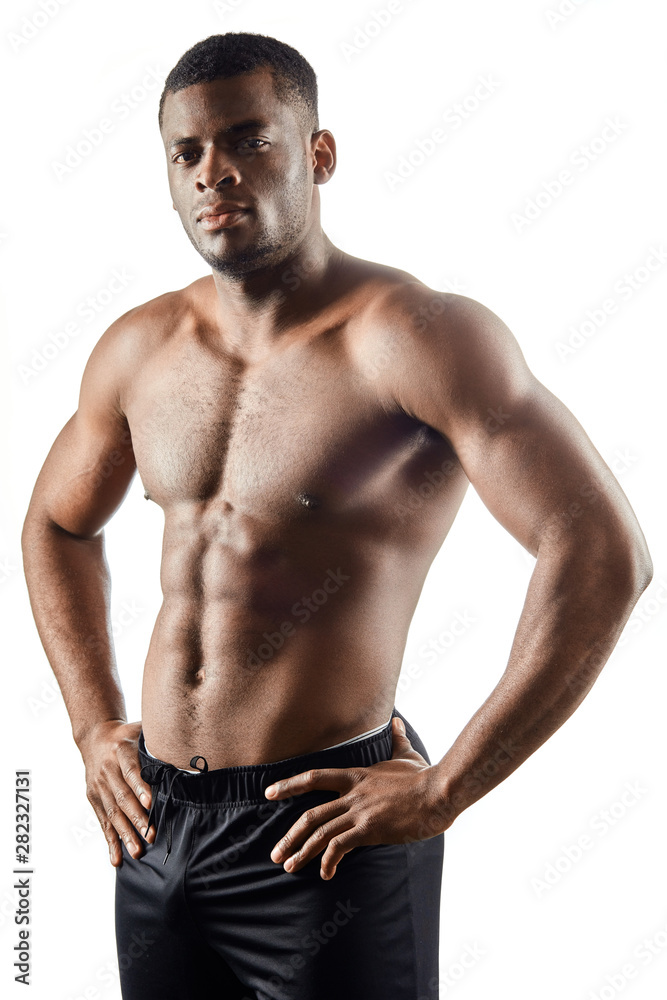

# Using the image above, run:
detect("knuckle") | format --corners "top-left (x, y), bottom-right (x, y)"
top-left (344, 768), bottom-right (364, 789)
top-left (344, 792), bottom-right (362, 812)
top-left (115, 787), bottom-right (130, 808)
top-left (117, 745), bottom-right (138, 771)
top-left (354, 820), bottom-right (369, 838)
top-left (302, 809), bottom-right (316, 826)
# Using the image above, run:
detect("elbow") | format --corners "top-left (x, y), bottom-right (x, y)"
top-left (606, 537), bottom-right (653, 601)
top-left (540, 512), bottom-right (653, 602)
top-left (558, 530), bottom-right (654, 603)
top-left (21, 506), bottom-right (59, 556)
top-left (21, 501), bottom-right (47, 552)
top-left (631, 546), bottom-right (653, 595)
top-left (20, 509), bottom-right (44, 575)
top-left (20, 509), bottom-right (36, 555)
top-left (620, 522), bottom-right (654, 596)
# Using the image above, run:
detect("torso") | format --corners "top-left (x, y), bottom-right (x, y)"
top-left (123, 259), bottom-right (469, 767)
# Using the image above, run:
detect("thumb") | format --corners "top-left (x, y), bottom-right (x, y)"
top-left (390, 716), bottom-right (413, 756)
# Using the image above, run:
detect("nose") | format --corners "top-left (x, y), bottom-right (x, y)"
top-left (194, 144), bottom-right (241, 191)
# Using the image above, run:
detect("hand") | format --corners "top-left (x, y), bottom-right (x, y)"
top-left (78, 719), bottom-right (155, 867)
top-left (265, 716), bottom-right (447, 880)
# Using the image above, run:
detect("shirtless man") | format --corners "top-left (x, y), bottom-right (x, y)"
top-left (21, 31), bottom-right (652, 1000)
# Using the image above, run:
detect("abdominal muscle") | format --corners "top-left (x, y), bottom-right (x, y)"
top-left (133, 361), bottom-right (468, 767)
top-left (140, 604), bottom-right (400, 770)
top-left (139, 539), bottom-right (418, 770)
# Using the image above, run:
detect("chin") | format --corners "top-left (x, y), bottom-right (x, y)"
top-left (206, 245), bottom-right (287, 278)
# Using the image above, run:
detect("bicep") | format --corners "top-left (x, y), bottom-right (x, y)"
top-left (393, 294), bottom-right (643, 561)
top-left (26, 327), bottom-right (137, 539)
top-left (442, 380), bottom-right (622, 558)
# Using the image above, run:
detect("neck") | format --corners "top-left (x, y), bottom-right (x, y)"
top-left (210, 225), bottom-right (344, 351)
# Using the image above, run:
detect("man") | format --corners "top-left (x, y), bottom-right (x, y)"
top-left (21, 30), bottom-right (652, 1000)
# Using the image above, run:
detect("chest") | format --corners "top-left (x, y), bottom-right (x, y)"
top-left (124, 332), bottom-right (436, 514)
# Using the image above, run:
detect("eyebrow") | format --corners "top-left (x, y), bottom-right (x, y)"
top-left (168, 119), bottom-right (271, 149)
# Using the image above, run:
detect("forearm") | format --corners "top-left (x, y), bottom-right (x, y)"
top-left (21, 516), bottom-right (127, 750)
top-left (426, 542), bottom-right (651, 834)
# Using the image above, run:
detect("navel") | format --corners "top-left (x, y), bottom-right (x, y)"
top-left (297, 492), bottom-right (321, 509)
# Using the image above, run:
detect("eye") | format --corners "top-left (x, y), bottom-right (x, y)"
top-left (172, 150), bottom-right (198, 164)
top-left (239, 138), bottom-right (268, 150)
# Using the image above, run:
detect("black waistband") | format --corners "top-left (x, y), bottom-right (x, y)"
top-left (138, 706), bottom-right (399, 807)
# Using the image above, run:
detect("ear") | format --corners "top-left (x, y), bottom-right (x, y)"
top-left (311, 129), bottom-right (336, 185)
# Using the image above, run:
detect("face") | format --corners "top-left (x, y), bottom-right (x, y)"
top-left (160, 68), bottom-right (332, 278)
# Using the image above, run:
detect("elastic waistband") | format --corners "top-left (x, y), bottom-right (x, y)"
top-left (138, 707), bottom-right (400, 806)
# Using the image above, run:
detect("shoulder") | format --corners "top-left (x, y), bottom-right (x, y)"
top-left (347, 258), bottom-right (518, 358)
top-left (79, 276), bottom-right (209, 415)
top-left (364, 276), bottom-right (519, 354)
top-left (95, 276), bottom-right (207, 350)
top-left (350, 269), bottom-right (533, 419)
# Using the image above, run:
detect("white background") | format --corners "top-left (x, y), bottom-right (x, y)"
top-left (1, 0), bottom-right (666, 997)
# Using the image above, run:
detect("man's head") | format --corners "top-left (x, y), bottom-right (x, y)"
top-left (158, 33), bottom-right (335, 279)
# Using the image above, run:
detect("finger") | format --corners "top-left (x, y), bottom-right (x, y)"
top-left (264, 767), bottom-right (357, 800)
top-left (270, 798), bottom-right (347, 862)
top-left (115, 743), bottom-right (156, 841)
top-left (116, 740), bottom-right (153, 810)
top-left (112, 777), bottom-right (153, 841)
top-left (282, 818), bottom-right (355, 874)
top-left (390, 718), bottom-right (426, 763)
top-left (390, 716), bottom-right (412, 751)
top-left (319, 829), bottom-right (361, 880)
top-left (88, 792), bottom-right (124, 866)
top-left (96, 783), bottom-right (146, 860)
top-left (114, 761), bottom-right (154, 841)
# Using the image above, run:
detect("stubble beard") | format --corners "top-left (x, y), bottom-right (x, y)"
top-left (186, 175), bottom-right (311, 281)
top-left (190, 222), bottom-right (291, 279)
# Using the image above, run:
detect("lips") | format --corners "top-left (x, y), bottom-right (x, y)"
top-left (198, 209), bottom-right (247, 231)
top-left (196, 203), bottom-right (249, 231)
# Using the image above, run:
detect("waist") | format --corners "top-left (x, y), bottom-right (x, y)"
top-left (143, 714), bottom-right (393, 774)
top-left (138, 707), bottom-right (399, 805)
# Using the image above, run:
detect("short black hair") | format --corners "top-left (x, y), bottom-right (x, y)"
top-left (158, 32), bottom-right (319, 135)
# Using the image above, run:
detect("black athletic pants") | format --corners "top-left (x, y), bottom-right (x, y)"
top-left (114, 706), bottom-right (444, 999)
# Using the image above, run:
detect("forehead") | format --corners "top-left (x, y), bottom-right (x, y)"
top-left (161, 67), bottom-right (294, 140)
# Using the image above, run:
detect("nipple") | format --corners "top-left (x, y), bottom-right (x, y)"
top-left (297, 492), bottom-right (320, 509)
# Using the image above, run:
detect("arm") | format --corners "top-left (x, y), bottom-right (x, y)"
top-left (21, 314), bottom-right (154, 866)
top-left (387, 289), bottom-right (653, 832)
top-left (262, 287), bottom-right (654, 881)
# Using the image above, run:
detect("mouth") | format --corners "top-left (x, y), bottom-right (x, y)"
top-left (198, 209), bottom-right (248, 232)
